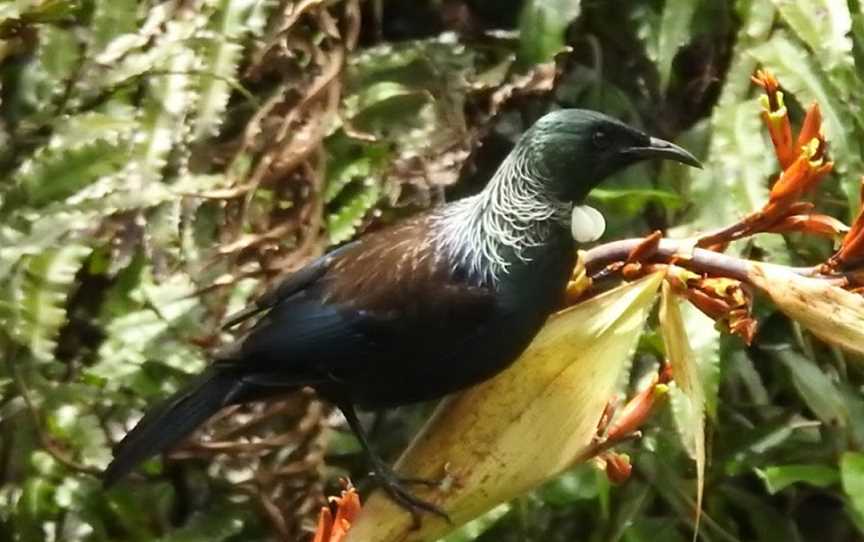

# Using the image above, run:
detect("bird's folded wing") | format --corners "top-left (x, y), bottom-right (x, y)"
top-left (223, 214), bottom-right (498, 370)
top-left (221, 241), bottom-right (361, 329)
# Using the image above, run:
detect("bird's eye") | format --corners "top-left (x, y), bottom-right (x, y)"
top-left (592, 130), bottom-right (610, 149)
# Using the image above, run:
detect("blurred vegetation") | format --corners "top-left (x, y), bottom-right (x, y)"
top-left (0, 0), bottom-right (863, 541)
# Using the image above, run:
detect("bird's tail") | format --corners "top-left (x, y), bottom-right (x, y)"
top-left (103, 365), bottom-right (242, 486)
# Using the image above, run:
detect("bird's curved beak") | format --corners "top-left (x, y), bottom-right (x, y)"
top-left (624, 137), bottom-right (702, 168)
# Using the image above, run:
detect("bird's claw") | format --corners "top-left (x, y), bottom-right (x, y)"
top-left (389, 474), bottom-right (441, 488)
top-left (369, 468), bottom-right (451, 528)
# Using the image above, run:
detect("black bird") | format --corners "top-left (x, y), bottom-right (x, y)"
top-left (103, 109), bottom-right (700, 517)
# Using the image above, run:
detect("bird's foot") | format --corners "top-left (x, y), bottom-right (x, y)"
top-left (369, 467), bottom-right (451, 528)
top-left (388, 475), bottom-right (441, 488)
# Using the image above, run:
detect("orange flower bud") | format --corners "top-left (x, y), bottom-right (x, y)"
top-left (684, 288), bottom-right (733, 321)
top-left (604, 452), bottom-right (633, 484)
top-left (605, 371), bottom-right (668, 441)
top-left (728, 310), bottom-right (758, 345)
top-left (753, 70), bottom-right (795, 169)
top-left (830, 178), bottom-right (864, 269)
top-left (752, 70), bottom-right (781, 108)
top-left (621, 262), bottom-right (644, 280)
top-left (313, 481), bottom-right (361, 542)
top-left (797, 102), bottom-right (823, 150)
top-left (314, 508), bottom-right (335, 542)
top-left (769, 153), bottom-right (811, 203)
top-left (803, 161), bottom-right (834, 194)
top-left (767, 214), bottom-right (849, 238)
top-left (627, 231), bottom-right (662, 262)
top-left (761, 106), bottom-right (796, 170)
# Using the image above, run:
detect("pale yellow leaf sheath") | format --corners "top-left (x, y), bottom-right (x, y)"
top-left (659, 282), bottom-right (706, 540)
top-left (345, 273), bottom-right (663, 542)
top-left (749, 263), bottom-right (864, 356)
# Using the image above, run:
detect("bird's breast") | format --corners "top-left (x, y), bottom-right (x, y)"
top-left (343, 232), bottom-right (577, 409)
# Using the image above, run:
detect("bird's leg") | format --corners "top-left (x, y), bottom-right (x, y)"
top-left (337, 401), bottom-right (451, 526)
top-left (368, 410), bottom-right (438, 489)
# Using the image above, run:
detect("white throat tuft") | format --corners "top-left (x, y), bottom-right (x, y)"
top-left (432, 148), bottom-right (571, 283)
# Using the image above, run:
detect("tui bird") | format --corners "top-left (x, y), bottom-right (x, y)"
top-left (103, 109), bottom-right (700, 518)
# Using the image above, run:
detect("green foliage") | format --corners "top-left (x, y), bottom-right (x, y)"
top-left (192, 0), bottom-right (265, 139)
top-left (1, 244), bottom-right (92, 362)
top-left (842, 452), bottom-right (864, 524)
top-left (756, 464), bottom-right (839, 494)
top-left (439, 504), bottom-right (512, 542)
top-left (634, 0), bottom-right (700, 94)
top-left (518, 0), bottom-right (582, 65)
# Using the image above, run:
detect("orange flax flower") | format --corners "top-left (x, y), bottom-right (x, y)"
top-left (604, 365), bottom-right (672, 442)
top-left (728, 310), bottom-right (758, 345)
top-left (603, 452), bottom-right (633, 484)
top-left (683, 288), bottom-right (733, 321)
top-left (828, 178), bottom-right (864, 270)
top-left (312, 481), bottom-right (361, 542)
top-left (752, 70), bottom-right (833, 215)
top-left (667, 270), bottom-right (758, 344)
top-left (590, 365), bottom-right (671, 484)
top-left (753, 70), bottom-right (796, 169)
top-left (767, 213), bottom-right (849, 238)
top-left (764, 136), bottom-right (834, 216)
top-left (697, 71), bottom-right (835, 250)
top-left (797, 102), bottom-right (823, 149)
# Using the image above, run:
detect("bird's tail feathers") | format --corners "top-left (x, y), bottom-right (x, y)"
top-left (103, 364), bottom-right (261, 486)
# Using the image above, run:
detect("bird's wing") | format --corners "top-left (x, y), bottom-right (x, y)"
top-left (221, 241), bottom-right (359, 329)
top-left (225, 213), bottom-right (498, 372)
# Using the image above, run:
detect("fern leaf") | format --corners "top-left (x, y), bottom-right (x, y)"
top-left (86, 6), bottom-right (201, 93)
top-left (90, 267), bottom-right (206, 389)
top-left (192, 0), bottom-right (270, 140)
top-left (13, 139), bottom-right (132, 208)
top-left (14, 25), bottom-right (81, 114)
top-left (325, 156), bottom-right (374, 204)
top-left (327, 178), bottom-right (382, 244)
top-left (89, 0), bottom-right (141, 52)
top-left (129, 17), bottom-right (202, 182)
top-left (2, 244), bottom-right (92, 362)
top-left (51, 108), bottom-right (139, 145)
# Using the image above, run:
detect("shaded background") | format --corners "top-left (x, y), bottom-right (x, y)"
top-left (1, 0), bottom-right (864, 540)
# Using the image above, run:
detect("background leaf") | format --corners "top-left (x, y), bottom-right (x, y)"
top-left (518, 0), bottom-right (582, 65)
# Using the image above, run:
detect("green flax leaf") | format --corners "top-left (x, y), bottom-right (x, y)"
top-left (518, 0), bottom-right (582, 65)
top-left (672, 0), bottom-right (777, 239)
top-left (756, 464), bottom-right (839, 494)
top-left (775, 348), bottom-right (848, 427)
top-left (842, 452), bottom-right (864, 525)
top-left (773, 0), bottom-right (855, 71)
top-left (636, 0), bottom-right (702, 93)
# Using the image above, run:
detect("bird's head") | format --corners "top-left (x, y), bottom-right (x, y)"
top-left (519, 109), bottom-right (701, 202)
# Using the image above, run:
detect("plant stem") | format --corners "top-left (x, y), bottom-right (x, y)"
top-left (582, 237), bottom-right (820, 283)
